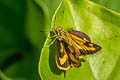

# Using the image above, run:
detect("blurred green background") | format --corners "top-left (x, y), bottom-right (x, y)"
top-left (0, 0), bottom-right (60, 80)
top-left (0, 0), bottom-right (120, 80)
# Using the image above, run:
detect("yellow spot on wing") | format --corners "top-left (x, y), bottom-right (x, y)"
top-left (70, 34), bottom-right (86, 43)
top-left (89, 43), bottom-right (93, 47)
top-left (68, 45), bottom-right (74, 52)
top-left (72, 40), bottom-right (82, 49)
top-left (84, 45), bottom-right (95, 50)
top-left (79, 56), bottom-right (83, 59)
top-left (68, 45), bottom-right (79, 63)
top-left (56, 59), bottom-right (70, 70)
top-left (59, 52), bottom-right (68, 65)
top-left (83, 38), bottom-right (88, 41)
top-left (69, 53), bottom-right (78, 63)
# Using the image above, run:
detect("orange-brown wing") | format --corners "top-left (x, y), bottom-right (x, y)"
top-left (68, 30), bottom-right (91, 42)
top-left (56, 40), bottom-right (81, 70)
top-left (68, 30), bottom-right (101, 56)
top-left (64, 42), bottom-right (81, 68)
top-left (56, 40), bottom-right (70, 70)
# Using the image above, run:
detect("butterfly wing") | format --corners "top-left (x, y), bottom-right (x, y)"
top-left (68, 30), bottom-right (101, 56)
top-left (68, 30), bottom-right (91, 42)
top-left (56, 40), bottom-right (81, 70)
top-left (56, 40), bottom-right (70, 70)
top-left (64, 43), bottom-right (81, 68)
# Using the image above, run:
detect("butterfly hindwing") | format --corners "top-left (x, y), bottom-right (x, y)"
top-left (64, 43), bottom-right (81, 68)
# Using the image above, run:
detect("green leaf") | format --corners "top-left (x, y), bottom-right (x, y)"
top-left (26, 0), bottom-right (61, 48)
top-left (39, 0), bottom-right (120, 80)
top-left (91, 0), bottom-right (120, 13)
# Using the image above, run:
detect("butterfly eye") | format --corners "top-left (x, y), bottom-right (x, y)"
top-left (55, 30), bottom-right (58, 34)
top-left (55, 27), bottom-right (63, 35)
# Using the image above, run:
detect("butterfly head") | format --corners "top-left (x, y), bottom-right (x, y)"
top-left (55, 27), bottom-right (66, 41)
top-left (55, 27), bottom-right (63, 35)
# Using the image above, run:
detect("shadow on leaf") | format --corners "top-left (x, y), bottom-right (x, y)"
top-left (49, 42), bottom-right (62, 75)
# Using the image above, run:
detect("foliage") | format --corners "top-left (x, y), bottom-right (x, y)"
top-left (39, 0), bottom-right (120, 80)
top-left (0, 0), bottom-right (60, 80)
top-left (1, 0), bottom-right (120, 80)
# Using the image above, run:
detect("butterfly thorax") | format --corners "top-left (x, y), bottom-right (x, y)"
top-left (55, 27), bottom-right (72, 45)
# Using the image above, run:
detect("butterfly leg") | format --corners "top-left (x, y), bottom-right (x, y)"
top-left (48, 35), bottom-right (57, 38)
top-left (44, 37), bottom-right (57, 48)
top-left (48, 29), bottom-right (57, 38)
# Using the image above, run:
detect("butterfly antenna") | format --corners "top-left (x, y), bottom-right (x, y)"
top-left (40, 30), bottom-right (49, 32)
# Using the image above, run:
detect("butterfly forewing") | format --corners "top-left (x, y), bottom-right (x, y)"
top-left (56, 40), bottom-right (70, 70)
top-left (68, 30), bottom-right (91, 42)
top-left (68, 30), bottom-right (101, 56)
top-left (64, 43), bottom-right (81, 68)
